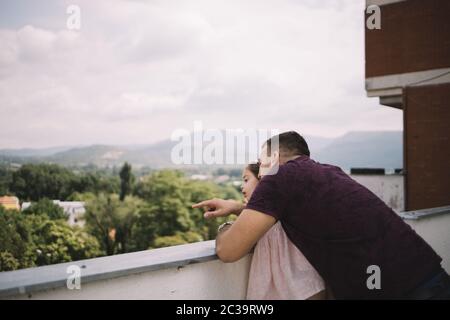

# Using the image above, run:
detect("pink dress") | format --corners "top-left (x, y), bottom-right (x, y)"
top-left (246, 221), bottom-right (325, 300)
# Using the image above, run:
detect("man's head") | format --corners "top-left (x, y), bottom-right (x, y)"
top-left (258, 131), bottom-right (310, 176)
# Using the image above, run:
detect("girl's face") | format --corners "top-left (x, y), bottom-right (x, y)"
top-left (241, 169), bottom-right (259, 203)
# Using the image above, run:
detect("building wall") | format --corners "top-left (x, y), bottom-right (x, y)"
top-left (365, 0), bottom-right (450, 210)
top-left (365, 0), bottom-right (450, 77)
top-left (404, 83), bottom-right (450, 210)
top-left (351, 174), bottom-right (404, 211)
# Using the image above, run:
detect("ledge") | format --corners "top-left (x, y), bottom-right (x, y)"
top-left (0, 240), bottom-right (217, 298)
top-left (1, 206), bottom-right (450, 298)
top-left (398, 205), bottom-right (450, 220)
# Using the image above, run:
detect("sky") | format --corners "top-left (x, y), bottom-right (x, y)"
top-left (0, 0), bottom-right (402, 149)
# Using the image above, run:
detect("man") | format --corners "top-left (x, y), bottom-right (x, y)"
top-left (193, 131), bottom-right (450, 299)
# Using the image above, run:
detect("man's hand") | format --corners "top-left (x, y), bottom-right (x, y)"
top-left (192, 198), bottom-right (245, 219)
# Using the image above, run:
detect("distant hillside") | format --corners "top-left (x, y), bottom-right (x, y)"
top-left (0, 131), bottom-right (402, 169)
top-left (314, 131), bottom-right (402, 169)
top-left (47, 145), bottom-right (129, 167)
top-left (304, 135), bottom-right (333, 154)
top-left (0, 147), bottom-right (68, 157)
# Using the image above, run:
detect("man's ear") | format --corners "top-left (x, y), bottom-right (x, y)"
top-left (271, 151), bottom-right (280, 166)
top-left (268, 151), bottom-right (281, 175)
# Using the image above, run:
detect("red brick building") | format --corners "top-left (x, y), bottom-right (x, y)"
top-left (365, 0), bottom-right (450, 210)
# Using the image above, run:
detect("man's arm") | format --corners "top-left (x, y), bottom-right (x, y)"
top-left (192, 198), bottom-right (278, 262)
top-left (215, 208), bottom-right (276, 263)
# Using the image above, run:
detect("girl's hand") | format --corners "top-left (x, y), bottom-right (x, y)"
top-left (192, 198), bottom-right (245, 219)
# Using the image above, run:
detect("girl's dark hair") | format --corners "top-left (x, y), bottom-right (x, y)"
top-left (246, 162), bottom-right (260, 180)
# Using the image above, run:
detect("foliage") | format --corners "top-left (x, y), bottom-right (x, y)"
top-left (10, 163), bottom-right (75, 201)
top-left (133, 169), bottom-right (241, 247)
top-left (119, 162), bottom-right (134, 201)
top-left (1, 163), bottom-right (244, 271)
top-left (152, 231), bottom-right (204, 249)
top-left (0, 206), bottom-right (101, 271)
top-left (22, 198), bottom-right (66, 220)
top-left (8, 163), bottom-right (119, 201)
top-left (0, 166), bottom-right (12, 195)
top-left (0, 207), bottom-right (35, 271)
top-left (83, 194), bottom-right (143, 255)
top-left (29, 216), bottom-right (102, 266)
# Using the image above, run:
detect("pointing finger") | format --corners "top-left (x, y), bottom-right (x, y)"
top-left (192, 200), bottom-right (211, 209)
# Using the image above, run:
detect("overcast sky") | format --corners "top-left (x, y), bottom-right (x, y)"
top-left (0, 0), bottom-right (402, 149)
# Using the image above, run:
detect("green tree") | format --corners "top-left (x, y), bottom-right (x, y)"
top-left (30, 216), bottom-right (102, 266)
top-left (84, 194), bottom-right (143, 255)
top-left (8, 163), bottom-right (121, 201)
top-left (187, 179), bottom-right (241, 240)
top-left (119, 162), bottom-right (134, 201)
top-left (130, 198), bottom-right (194, 251)
top-left (10, 163), bottom-right (75, 201)
top-left (132, 169), bottom-right (242, 249)
top-left (22, 198), bottom-right (66, 220)
top-left (129, 206), bottom-right (158, 251)
top-left (0, 165), bottom-right (12, 195)
top-left (152, 231), bottom-right (203, 249)
top-left (133, 170), bottom-right (194, 238)
top-left (0, 206), bottom-right (36, 271)
top-left (0, 205), bottom-right (102, 272)
top-left (0, 251), bottom-right (20, 271)
top-left (66, 191), bottom-right (97, 202)
top-left (133, 170), bottom-right (186, 201)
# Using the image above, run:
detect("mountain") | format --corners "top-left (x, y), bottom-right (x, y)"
top-left (0, 131), bottom-right (402, 169)
top-left (46, 145), bottom-right (127, 166)
top-left (303, 135), bottom-right (333, 154)
top-left (0, 146), bottom-right (73, 158)
top-left (314, 131), bottom-right (402, 169)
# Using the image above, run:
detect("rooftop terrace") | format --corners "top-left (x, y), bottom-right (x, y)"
top-left (1, 205), bottom-right (449, 299)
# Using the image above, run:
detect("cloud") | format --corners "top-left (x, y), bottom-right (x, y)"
top-left (0, 0), bottom-right (402, 148)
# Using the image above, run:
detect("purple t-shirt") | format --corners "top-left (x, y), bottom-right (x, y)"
top-left (246, 156), bottom-right (442, 299)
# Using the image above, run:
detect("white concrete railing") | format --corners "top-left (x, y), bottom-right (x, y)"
top-left (0, 206), bottom-right (449, 300)
top-left (351, 173), bottom-right (404, 211)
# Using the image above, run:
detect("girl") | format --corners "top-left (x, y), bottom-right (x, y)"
top-left (242, 163), bottom-right (326, 300)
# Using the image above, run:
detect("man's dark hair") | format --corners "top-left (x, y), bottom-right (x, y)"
top-left (265, 131), bottom-right (310, 157)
